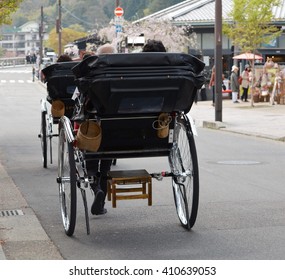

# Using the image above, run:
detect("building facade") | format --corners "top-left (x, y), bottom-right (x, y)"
top-left (0, 21), bottom-right (48, 58)
top-left (135, 0), bottom-right (285, 77)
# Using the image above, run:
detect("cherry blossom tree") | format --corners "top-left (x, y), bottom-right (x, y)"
top-left (98, 18), bottom-right (199, 53)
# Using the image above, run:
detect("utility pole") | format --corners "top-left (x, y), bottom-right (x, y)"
top-left (116, 0), bottom-right (120, 7)
top-left (57, 0), bottom-right (62, 55)
top-left (39, 6), bottom-right (44, 65)
top-left (214, 0), bottom-right (223, 122)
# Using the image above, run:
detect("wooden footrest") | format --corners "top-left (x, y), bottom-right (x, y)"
top-left (107, 169), bottom-right (152, 208)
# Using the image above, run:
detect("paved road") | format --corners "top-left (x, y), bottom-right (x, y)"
top-left (1, 66), bottom-right (285, 260)
top-left (0, 66), bottom-right (63, 259)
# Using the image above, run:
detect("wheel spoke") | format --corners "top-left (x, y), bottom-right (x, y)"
top-left (40, 111), bottom-right (48, 168)
top-left (58, 125), bottom-right (77, 236)
top-left (169, 116), bottom-right (199, 229)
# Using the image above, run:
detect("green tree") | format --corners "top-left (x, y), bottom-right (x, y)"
top-left (0, 46), bottom-right (6, 57)
top-left (147, 0), bottom-right (183, 15)
top-left (223, 0), bottom-right (281, 106)
top-left (9, 0), bottom-right (185, 31)
top-left (0, 0), bottom-right (23, 25)
top-left (46, 27), bottom-right (87, 54)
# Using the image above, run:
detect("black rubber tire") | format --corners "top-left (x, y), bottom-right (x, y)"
top-left (58, 126), bottom-right (77, 236)
top-left (40, 111), bottom-right (48, 168)
top-left (169, 115), bottom-right (199, 230)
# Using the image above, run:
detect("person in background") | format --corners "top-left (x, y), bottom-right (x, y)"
top-left (142, 39), bottom-right (166, 52)
top-left (230, 65), bottom-right (240, 103)
top-left (241, 64), bottom-right (251, 102)
top-left (209, 65), bottom-right (216, 106)
top-left (96, 43), bottom-right (117, 54)
top-left (87, 43), bottom-right (117, 216)
top-left (209, 65), bottom-right (225, 106)
top-left (32, 66), bottom-right (35, 82)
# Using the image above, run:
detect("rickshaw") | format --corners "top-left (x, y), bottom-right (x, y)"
top-left (45, 52), bottom-right (205, 236)
top-left (38, 61), bottom-right (78, 168)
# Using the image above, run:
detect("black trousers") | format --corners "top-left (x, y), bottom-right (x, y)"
top-left (86, 159), bottom-right (113, 198)
top-left (241, 87), bottom-right (248, 101)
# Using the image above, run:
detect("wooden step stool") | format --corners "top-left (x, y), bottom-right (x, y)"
top-left (107, 169), bottom-right (152, 208)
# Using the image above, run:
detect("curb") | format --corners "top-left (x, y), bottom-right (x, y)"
top-left (0, 162), bottom-right (63, 260)
top-left (203, 121), bottom-right (226, 129)
top-left (202, 120), bottom-right (285, 142)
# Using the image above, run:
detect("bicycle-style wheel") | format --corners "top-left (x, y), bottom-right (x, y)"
top-left (39, 110), bottom-right (48, 168)
top-left (58, 125), bottom-right (77, 236)
top-left (169, 115), bottom-right (199, 230)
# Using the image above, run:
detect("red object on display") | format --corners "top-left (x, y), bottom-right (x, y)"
top-left (114, 7), bottom-right (124, 17)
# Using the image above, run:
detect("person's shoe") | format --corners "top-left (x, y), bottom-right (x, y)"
top-left (234, 101), bottom-right (239, 103)
top-left (91, 189), bottom-right (105, 215)
top-left (97, 207), bottom-right (107, 215)
top-left (245, 100), bottom-right (249, 102)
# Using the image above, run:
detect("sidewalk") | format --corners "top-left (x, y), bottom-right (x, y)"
top-left (189, 99), bottom-right (285, 141)
top-left (0, 162), bottom-right (63, 259)
top-left (0, 98), bottom-right (285, 260)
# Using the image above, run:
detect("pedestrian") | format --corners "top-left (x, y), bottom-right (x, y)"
top-left (32, 66), bottom-right (35, 82)
top-left (89, 41), bottom-right (167, 215)
top-left (230, 65), bottom-right (240, 103)
top-left (26, 54), bottom-right (31, 64)
top-left (209, 65), bottom-right (225, 106)
top-left (209, 65), bottom-right (216, 106)
top-left (86, 43), bottom-right (117, 216)
top-left (241, 64), bottom-right (251, 102)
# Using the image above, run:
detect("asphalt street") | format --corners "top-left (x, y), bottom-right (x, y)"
top-left (1, 71), bottom-right (285, 259)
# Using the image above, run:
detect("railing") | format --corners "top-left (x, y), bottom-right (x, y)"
top-left (0, 57), bottom-right (27, 67)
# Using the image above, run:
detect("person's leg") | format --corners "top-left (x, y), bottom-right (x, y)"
top-left (232, 90), bottom-right (236, 103)
top-left (212, 86), bottom-right (215, 105)
top-left (241, 88), bottom-right (245, 101)
top-left (86, 159), bottom-right (99, 177)
top-left (98, 159), bottom-right (113, 198)
top-left (86, 159), bottom-right (106, 215)
top-left (244, 87), bottom-right (248, 101)
top-left (232, 91), bottom-right (238, 103)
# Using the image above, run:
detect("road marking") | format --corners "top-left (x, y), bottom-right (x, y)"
top-left (0, 70), bottom-right (31, 73)
top-left (0, 80), bottom-right (34, 84)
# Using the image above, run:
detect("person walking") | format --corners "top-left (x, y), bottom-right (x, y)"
top-left (87, 43), bottom-right (117, 215)
top-left (209, 65), bottom-right (226, 106)
top-left (241, 64), bottom-right (251, 102)
top-left (209, 65), bottom-right (216, 106)
top-left (230, 65), bottom-right (240, 103)
top-left (32, 66), bottom-right (35, 82)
